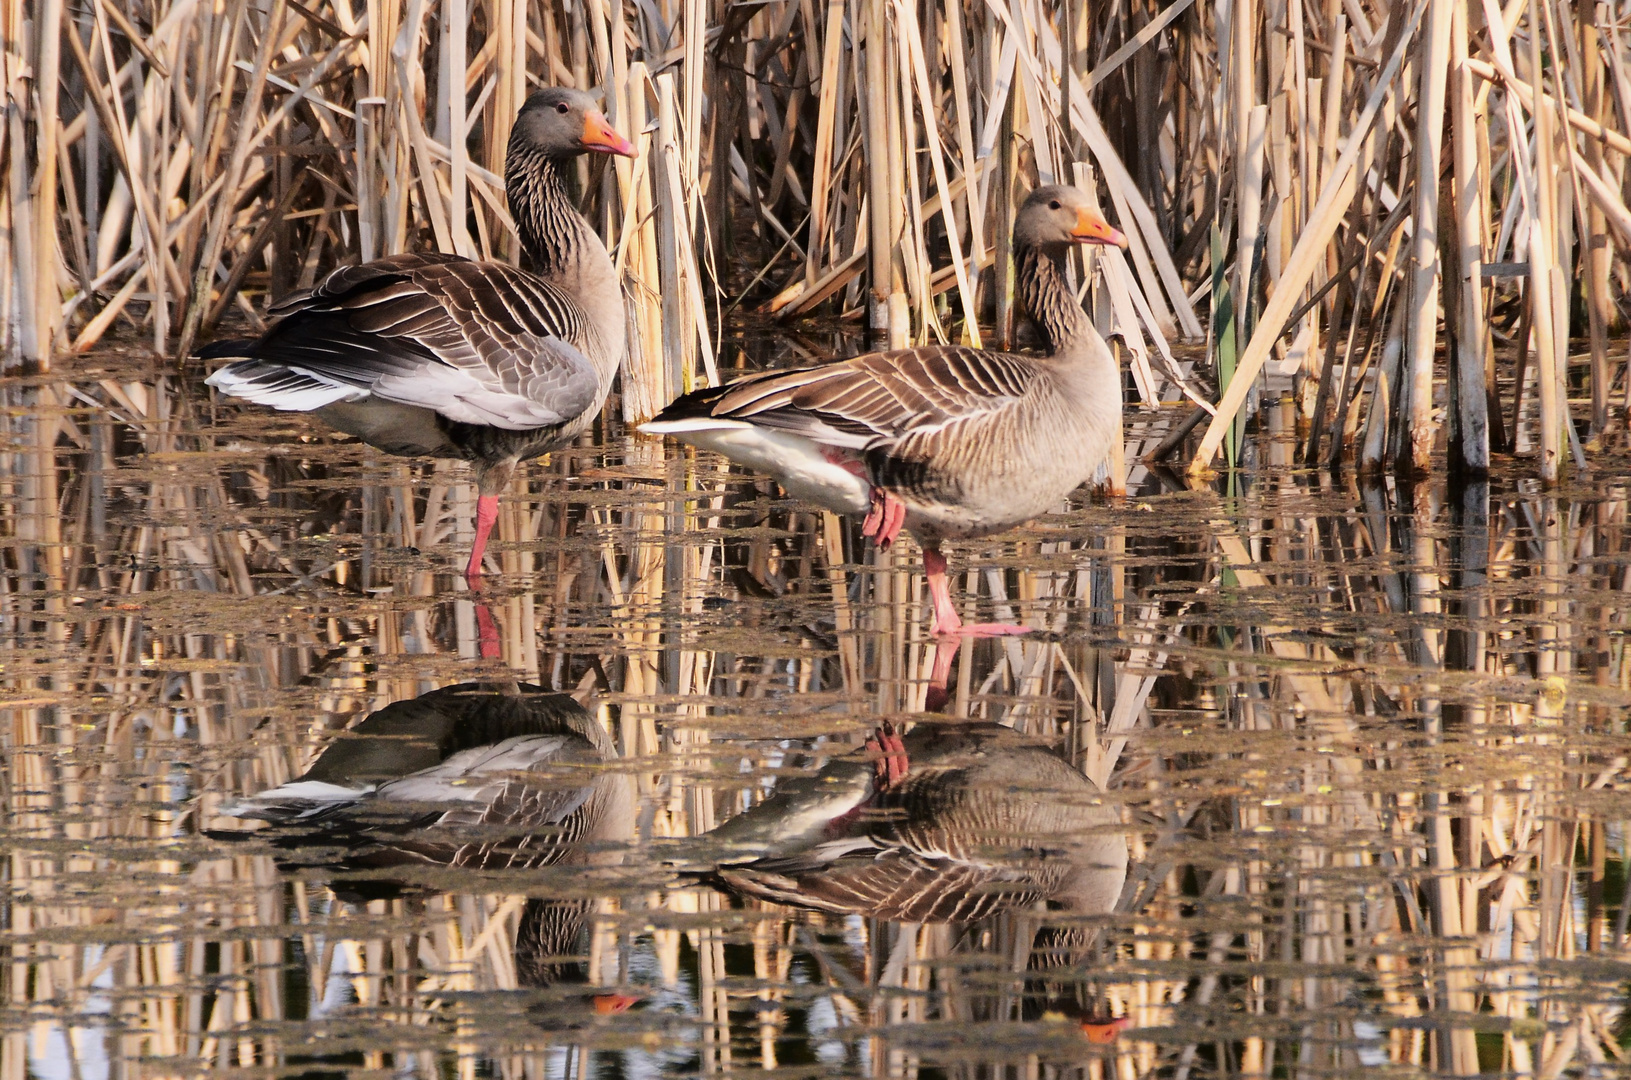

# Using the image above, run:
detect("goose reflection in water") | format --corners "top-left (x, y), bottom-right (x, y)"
top-left (216, 679), bottom-right (641, 1020)
top-left (696, 720), bottom-right (1131, 1040)
top-left (221, 681), bottom-right (634, 889)
top-left (703, 722), bottom-right (1127, 920)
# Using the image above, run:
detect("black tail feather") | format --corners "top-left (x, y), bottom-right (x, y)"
top-left (196, 338), bottom-right (260, 361)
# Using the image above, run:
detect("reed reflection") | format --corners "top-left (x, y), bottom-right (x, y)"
top-left (11, 363), bottom-right (1631, 1076)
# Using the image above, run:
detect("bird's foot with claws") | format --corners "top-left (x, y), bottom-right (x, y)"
top-left (861, 488), bottom-right (906, 551)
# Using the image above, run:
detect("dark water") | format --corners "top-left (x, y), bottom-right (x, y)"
top-left (5, 347), bottom-right (1631, 1078)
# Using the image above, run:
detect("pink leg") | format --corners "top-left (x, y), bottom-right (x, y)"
top-left (924, 636), bottom-right (959, 712)
top-left (474, 600), bottom-right (501, 660)
top-left (465, 494), bottom-right (500, 584)
top-left (861, 488), bottom-right (906, 550)
top-left (923, 546), bottom-right (1031, 638)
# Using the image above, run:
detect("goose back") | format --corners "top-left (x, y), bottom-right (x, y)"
top-left (204, 253), bottom-right (620, 485)
top-left (649, 340), bottom-right (1121, 542)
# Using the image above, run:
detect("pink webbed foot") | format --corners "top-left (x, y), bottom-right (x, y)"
top-left (923, 547), bottom-right (1031, 639)
top-left (861, 488), bottom-right (907, 551)
top-left (865, 721), bottom-right (909, 789)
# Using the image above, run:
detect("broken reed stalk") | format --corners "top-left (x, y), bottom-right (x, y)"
top-left (2, 0), bottom-right (1630, 476)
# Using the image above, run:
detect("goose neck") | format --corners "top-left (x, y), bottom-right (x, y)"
top-left (506, 147), bottom-right (584, 277)
top-left (1015, 243), bottom-right (1093, 354)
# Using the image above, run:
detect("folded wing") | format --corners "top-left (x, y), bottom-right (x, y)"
top-left (205, 253), bottom-right (602, 432)
top-left (649, 346), bottom-right (1038, 450)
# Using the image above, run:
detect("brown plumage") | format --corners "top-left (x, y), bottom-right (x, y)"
top-left (643, 185), bottom-right (1127, 636)
top-left (702, 722), bottom-right (1127, 923)
top-left (203, 87), bottom-right (635, 583)
top-left (219, 682), bottom-right (635, 896)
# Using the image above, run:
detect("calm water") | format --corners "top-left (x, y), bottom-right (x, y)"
top-left (5, 345), bottom-right (1631, 1079)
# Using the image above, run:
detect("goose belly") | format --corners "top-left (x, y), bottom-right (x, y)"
top-left (891, 426), bottom-right (1114, 541)
top-left (318, 400), bottom-right (578, 467)
top-left (669, 424), bottom-right (874, 516)
top-left (316, 400), bottom-right (459, 458)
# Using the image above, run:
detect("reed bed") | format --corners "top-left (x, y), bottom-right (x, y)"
top-left (4, 363), bottom-right (1631, 1076)
top-left (3, 0), bottom-right (1631, 475)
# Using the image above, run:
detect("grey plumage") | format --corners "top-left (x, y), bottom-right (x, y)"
top-left (643, 185), bottom-right (1125, 547)
top-left (203, 89), bottom-right (635, 581)
top-left (220, 682), bottom-right (634, 883)
top-left (203, 90), bottom-right (630, 500)
top-left (705, 723), bottom-right (1127, 923)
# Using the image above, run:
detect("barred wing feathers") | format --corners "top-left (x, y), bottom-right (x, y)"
top-left (718, 841), bottom-right (1045, 922)
top-left (651, 347), bottom-right (1040, 451)
top-left (206, 254), bottom-right (600, 432)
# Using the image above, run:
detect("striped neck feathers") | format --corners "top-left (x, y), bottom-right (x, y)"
top-left (506, 147), bottom-right (588, 278)
top-left (1015, 243), bottom-right (1094, 354)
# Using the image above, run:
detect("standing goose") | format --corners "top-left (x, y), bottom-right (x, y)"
top-left (698, 722), bottom-right (1127, 923)
top-left (642, 185), bottom-right (1126, 636)
top-left (219, 681), bottom-right (635, 891)
top-left (202, 87), bottom-right (634, 584)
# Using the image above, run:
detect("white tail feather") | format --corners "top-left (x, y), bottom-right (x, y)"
top-left (206, 363), bottom-right (368, 412)
top-left (646, 423), bottom-right (872, 516)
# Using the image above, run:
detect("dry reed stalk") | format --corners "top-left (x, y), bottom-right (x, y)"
top-left (1451, 0), bottom-right (1490, 473)
top-left (1405, 0), bottom-right (1453, 473)
top-left (2, 0), bottom-right (1629, 481)
top-left (1191, 0), bottom-right (1427, 475)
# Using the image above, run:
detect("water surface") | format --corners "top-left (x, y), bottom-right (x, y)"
top-left (4, 348), bottom-right (1631, 1078)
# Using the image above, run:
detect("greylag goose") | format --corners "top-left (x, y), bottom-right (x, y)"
top-left (220, 681), bottom-right (635, 892)
top-left (642, 185), bottom-right (1126, 636)
top-left (699, 722), bottom-right (1127, 923)
top-left (202, 87), bottom-right (634, 584)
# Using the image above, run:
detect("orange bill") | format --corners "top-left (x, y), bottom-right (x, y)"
top-left (591, 993), bottom-right (642, 1014)
top-left (1080, 1017), bottom-right (1129, 1044)
top-left (581, 112), bottom-right (637, 157)
top-left (1072, 207), bottom-right (1128, 248)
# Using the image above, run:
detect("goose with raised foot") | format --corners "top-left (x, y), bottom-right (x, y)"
top-left (218, 681), bottom-right (635, 895)
top-left (642, 185), bottom-right (1127, 637)
top-left (202, 87), bottom-right (634, 585)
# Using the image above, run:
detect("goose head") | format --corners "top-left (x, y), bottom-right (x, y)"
top-left (512, 87), bottom-right (636, 159)
top-left (1015, 185), bottom-right (1128, 251)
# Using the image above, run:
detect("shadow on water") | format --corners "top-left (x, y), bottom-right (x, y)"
top-left (6, 348), bottom-right (1631, 1077)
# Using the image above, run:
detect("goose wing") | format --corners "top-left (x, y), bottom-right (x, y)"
top-left (204, 253), bottom-right (602, 431)
top-left (652, 346), bottom-right (1040, 450)
top-left (714, 765), bottom-right (1047, 921)
top-left (718, 841), bottom-right (1044, 921)
top-left (372, 733), bottom-right (600, 831)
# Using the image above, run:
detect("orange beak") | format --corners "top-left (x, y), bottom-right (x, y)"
top-left (580, 111), bottom-right (637, 157)
top-left (1080, 1017), bottom-right (1129, 1044)
top-left (1072, 207), bottom-right (1128, 249)
top-left (591, 993), bottom-right (641, 1015)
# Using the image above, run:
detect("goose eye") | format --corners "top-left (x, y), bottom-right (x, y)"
top-left (1049, 199), bottom-right (1061, 210)
top-left (555, 101), bottom-right (570, 115)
